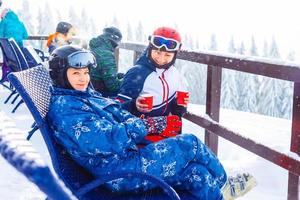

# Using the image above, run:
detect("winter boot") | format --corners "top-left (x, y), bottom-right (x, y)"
top-left (222, 173), bottom-right (257, 200)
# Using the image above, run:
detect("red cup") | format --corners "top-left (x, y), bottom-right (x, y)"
top-left (177, 91), bottom-right (189, 106)
top-left (139, 94), bottom-right (153, 110)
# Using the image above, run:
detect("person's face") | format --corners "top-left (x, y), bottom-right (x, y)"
top-left (150, 49), bottom-right (175, 67)
top-left (66, 67), bottom-right (90, 91)
top-left (66, 27), bottom-right (76, 41)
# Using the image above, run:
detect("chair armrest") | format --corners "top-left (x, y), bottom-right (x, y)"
top-left (76, 171), bottom-right (180, 200)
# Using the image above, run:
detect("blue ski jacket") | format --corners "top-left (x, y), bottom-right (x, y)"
top-left (47, 86), bottom-right (227, 200)
top-left (0, 10), bottom-right (28, 47)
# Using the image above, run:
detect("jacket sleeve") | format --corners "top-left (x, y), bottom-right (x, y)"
top-left (47, 96), bottom-right (147, 156)
top-left (117, 66), bottom-right (147, 112)
top-left (0, 21), bottom-right (5, 37)
top-left (93, 49), bottom-right (122, 92)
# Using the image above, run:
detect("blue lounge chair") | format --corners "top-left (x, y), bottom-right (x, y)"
top-left (8, 65), bottom-right (195, 200)
top-left (0, 118), bottom-right (76, 200)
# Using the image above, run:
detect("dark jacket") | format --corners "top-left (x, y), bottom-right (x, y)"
top-left (89, 35), bottom-right (122, 97)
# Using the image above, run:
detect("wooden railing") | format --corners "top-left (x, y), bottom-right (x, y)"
top-left (28, 36), bottom-right (300, 200)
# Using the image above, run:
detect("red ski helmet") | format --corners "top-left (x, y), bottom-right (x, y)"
top-left (149, 27), bottom-right (182, 52)
top-left (152, 27), bottom-right (182, 43)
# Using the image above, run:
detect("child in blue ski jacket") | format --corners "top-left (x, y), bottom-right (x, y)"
top-left (46, 45), bottom-right (255, 200)
top-left (117, 27), bottom-right (188, 143)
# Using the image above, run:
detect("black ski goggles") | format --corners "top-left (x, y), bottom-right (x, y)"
top-left (67, 50), bottom-right (97, 69)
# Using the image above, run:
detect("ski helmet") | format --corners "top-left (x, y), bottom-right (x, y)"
top-left (148, 27), bottom-right (182, 69)
top-left (102, 26), bottom-right (122, 48)
top-left (49, 45), bottom-right (96, 89)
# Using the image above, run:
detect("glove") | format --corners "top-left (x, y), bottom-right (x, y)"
top-left (160, 115), bottom-right (182, 137)
top-left (143, 115), bottom-right (182, 143)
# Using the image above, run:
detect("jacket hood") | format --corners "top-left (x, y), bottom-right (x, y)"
top-left (89, 35), bottom-right (113, 51)
top-left (3, 10), bottom-right (19, 21)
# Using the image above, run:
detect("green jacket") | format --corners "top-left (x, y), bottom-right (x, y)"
top-left (89, 35), bottom-right (122, 95)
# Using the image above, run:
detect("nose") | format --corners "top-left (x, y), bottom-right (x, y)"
top-left (155, 54), bottom-right (167, 65)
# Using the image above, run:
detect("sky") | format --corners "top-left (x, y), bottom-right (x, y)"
top-left (0, 86), bottom-right (294, 200)
top-left (4, 0), bottom-right (300, 60)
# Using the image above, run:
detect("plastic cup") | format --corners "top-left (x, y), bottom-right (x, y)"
top-left (177, 91), bottom-right (189, 106)
top-left (139, 94), bottom-right (153, 110)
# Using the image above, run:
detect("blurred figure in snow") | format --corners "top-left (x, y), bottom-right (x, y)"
top-left (0, 8), bottom-right (28, 47)
top-left (89, 26), bottom-right (123, 97)
top-left (46, 21), bottom-right (76, 53)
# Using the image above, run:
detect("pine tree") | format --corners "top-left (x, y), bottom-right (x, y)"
top-left (68, 6), bottom-right (81, 29)
top-left (250, 36), bottom-right (258, 56)
top-left (135, 22), bottom-right (146, 43)
top-left (208, 33), bottom-right (217, 51)
top-left (228, 36), bottom-right (236, 53)
top-left (17, 0), bottom-right (35, 35)
top-left (126, 22), bottom-right (134, 41)
top-left (262, 39), bottom-right (269, 57)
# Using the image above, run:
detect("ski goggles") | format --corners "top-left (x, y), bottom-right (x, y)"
top-left (67, 50), bottom-right (97, 69)
top-left (149, 35), bottom-right (181, 51)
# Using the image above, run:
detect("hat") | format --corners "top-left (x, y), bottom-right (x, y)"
top-left (56, 22), bottom-right (73, 35)
top-left (102, 26), bottom-right (122, 47)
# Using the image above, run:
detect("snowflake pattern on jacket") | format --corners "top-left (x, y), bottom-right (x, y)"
top-left (47, 87), bottom-right (227, 200)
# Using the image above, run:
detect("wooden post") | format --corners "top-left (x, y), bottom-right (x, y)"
top-left (287, 82), bottom-right (300, 200)
top-left (205, 65), bottom-right (222, 155)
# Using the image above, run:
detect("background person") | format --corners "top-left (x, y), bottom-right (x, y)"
top-left (46, 21), bottom-right (76, 53)
top-left (89, 26), bottom-right (123, 97)
top-left (0, 8), bottom-right (28, 47)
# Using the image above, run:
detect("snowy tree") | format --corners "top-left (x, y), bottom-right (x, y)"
top-left (278, 81), bottom-right (292, 119)
top-left (36, 3), bottom-right (55, 35)
top-left (228, 36), bottom-right (236, 53)
top-left (237, 42), bottom-right (245, 55)
top-left (126, 22), bottom-right (134, 41)
top-left (262, 39), bottom-right (269, 57)
top-left (208, 33), bottom-right (217, 51)
top-left (269, 37), bottom-right (280, 59)
top-left (111, 15), bottom-right (120, 28)
top-left (68, 6), bottom-right (81, 29)
top-left (17, 0), bottom-right (35, 35)
top-left (287, 50), bottom-right (296, 61)
top-left (135, 22), bottom-right (147, 43)
top-left (250, 36), bottom-right (258, 56)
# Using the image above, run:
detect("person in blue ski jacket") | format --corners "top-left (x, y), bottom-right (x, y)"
top-left (117, 27), bottom-right (188, 143)
top-left (46, 45), bottom-right (256, 200)
top-left (0, 8), bottom-right (28, 47)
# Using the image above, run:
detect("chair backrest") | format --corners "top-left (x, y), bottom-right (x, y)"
top-left (8, 38), bottom-right (29, 70)
top-left (0, 38), bottom-right (22, 73)
top-left (0, 113), bottom-right (76, 200)
top-left (21, 46), bottom-right (43, 67)
top-left (7, 65), bottom-right (95, 196)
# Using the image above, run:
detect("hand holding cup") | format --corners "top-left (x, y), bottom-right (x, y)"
top-left (176, 91), bottom-right (189, 107)
top-left (136, 94), bottom-right (153, 113)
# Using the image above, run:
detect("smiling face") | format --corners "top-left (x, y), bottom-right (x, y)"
top-left (150, 49), bottom-right (175, 67)
top-left (66, 67), bottom-right (90, 91)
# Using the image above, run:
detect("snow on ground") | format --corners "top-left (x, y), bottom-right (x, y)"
top-left (0, 87), bottom-right (297, 200)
